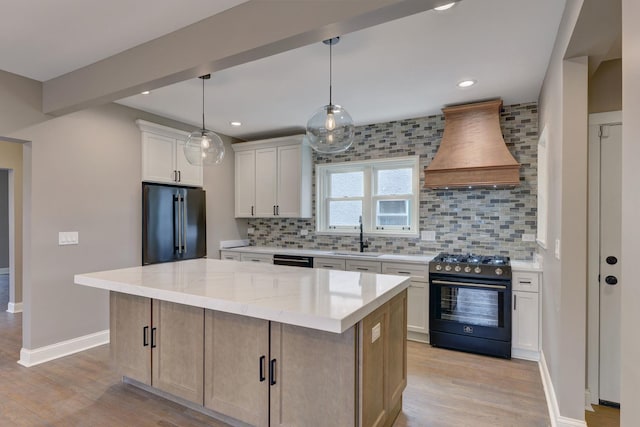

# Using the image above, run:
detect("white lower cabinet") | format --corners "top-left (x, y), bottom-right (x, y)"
top-left (240, 253), bottom-right (273, 264)
top-left (345, 259), bottom-right (382, 273)
top-left (382, 262), bottom-right (429, 343)
top-left (220, 251), bottom-right (241, 261)
top-left (511, 271), bottom-right (541, 360)
top-left (313, 257), bottom-right (346, 270)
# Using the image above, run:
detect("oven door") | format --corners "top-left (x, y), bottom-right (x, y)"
top-left (429, 276), bottom-right (511, 342)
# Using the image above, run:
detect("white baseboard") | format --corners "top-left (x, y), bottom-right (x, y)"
top-left (0, 267), bottom-right (8, 275)
top-left (584, 390), bottom-right (594, 412)
top-left (512, 348), bottom-right (540, 361)
top-left (18, 329), bottom-right (109, 367)
top-left (539, 351), bottom-right (588, 427)
top-left (7, 302), bottom-right (23, 313)
top-left (407, 330), bottom-right (429, 344)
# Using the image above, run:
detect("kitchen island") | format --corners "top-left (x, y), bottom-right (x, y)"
top-left (75, 258), bottom-right (410, 427)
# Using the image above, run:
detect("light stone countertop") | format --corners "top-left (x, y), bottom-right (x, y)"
top-left (220, 246), bottom-right (542, 272)
top-left (74, 258), bottom-right (410, 334)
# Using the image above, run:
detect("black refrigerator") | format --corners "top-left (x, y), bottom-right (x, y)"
top-left (142, 182), bottom-right (206, 265)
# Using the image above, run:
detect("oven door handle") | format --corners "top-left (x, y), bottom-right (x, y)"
top-left (431, 279), bottom-right (507, 290)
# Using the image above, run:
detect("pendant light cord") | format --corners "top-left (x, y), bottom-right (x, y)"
top-left (202, 77), bottom-right (206, 131)
top-left (328, 40), bottom-right (333, 106)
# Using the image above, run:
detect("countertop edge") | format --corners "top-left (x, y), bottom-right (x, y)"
top-left (74, 270), bottom-right (411, 334)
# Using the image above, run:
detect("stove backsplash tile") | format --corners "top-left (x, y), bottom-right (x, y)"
top-left (247, 103), bottom-right (538, 260)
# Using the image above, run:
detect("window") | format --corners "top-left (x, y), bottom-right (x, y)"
top-left (316, 156), bottom-right (419, 235)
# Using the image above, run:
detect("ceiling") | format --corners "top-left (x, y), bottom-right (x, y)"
top-left (2, 0), bottom-right (566, 141)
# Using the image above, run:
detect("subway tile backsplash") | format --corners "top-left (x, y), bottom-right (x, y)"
top-left (247, 103), bottom-right (538, 260)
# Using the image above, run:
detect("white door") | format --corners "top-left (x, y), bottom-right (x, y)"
top-left (175, 139), bottom-right (203, 187)
top-left (234, 150), bottom-right (256, 217)
top-left (142, 133), bottom-right (176, 184)
top-left (276, 145), bottom-right (301, 217)
top-left (254, 148), bottom-right (277, 217)
top-left (599, 122), bottom-right (622, 405)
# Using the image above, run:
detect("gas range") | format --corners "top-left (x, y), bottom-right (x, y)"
top-left (429, 252), bottom-right (511, 279)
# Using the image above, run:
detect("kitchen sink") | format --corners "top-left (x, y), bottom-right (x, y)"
top-left (330, 252), bottom-right (382, 258)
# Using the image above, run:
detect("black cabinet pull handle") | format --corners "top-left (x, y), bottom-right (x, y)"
top-left (251, 205), bottom-right (254, 216)
top-left (269, 358), bottom-right (277, 385)
top-left (143, 326), bottom-right (149, 346)
top-left (151, 327), bottom-right (157, 348)
top-left (259, 355), bottom-right (266, 382)
top-left (276, 205), bottom-right (279, 215)
top-left (514, 294), bottom-right (517, 310)
top-left (273, 205), bottom-right (276, 216)
top-left (178, 170), bottom-right (181, 182)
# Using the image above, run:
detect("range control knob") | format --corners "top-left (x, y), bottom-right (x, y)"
top-left (495, 268), bottom-right (503, 276)
top-left (464, 266), bottom-right (472, 273)
top-left (435, 264), bottom-right (442, 271)
top-left (445, 265), bottom-right (452, 272)
top-left (454, 265), bottom-right (461, 272)
top-left (474, 267), bottom-right (482, 274)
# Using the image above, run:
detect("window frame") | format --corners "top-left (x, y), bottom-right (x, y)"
top-left (316, 156), bottom-right (420, 237)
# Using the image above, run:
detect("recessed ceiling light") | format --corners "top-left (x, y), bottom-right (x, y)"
top-left (457, 79), bottom-right (477, 88)
top-left (230, 121), bottom-right (242, 127)
top-left (434, 2), bottom-right (455, 11)
top-left (141, 90), bottom-right (151, 95)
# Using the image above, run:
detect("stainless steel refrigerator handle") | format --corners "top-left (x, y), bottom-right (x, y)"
top-left (176, 193), bottom-right (182, 254)
top-left (182, 195), bottom-right (187, 253)
top-left (431, 279), bottom-right (507, 290)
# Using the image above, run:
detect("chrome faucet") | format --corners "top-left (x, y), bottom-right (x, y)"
top-left (359, 216), bottom-right (370, 253)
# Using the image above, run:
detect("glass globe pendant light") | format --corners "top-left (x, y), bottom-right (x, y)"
top-left (306, 37), bottom-right (355, 154)
top-left (184, 74), bottom-right (225, 166)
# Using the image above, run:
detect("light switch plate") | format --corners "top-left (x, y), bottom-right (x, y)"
top-left (247, 227), bottom-right (255, 234)
top-left (58, 231), bottom-right (79, 246)
top-left (554, 239), bottom-right (561, 260)
top-left (522, 234), bottom-right (536, 242)
top-left (421, 230), bottom-right (436, 241)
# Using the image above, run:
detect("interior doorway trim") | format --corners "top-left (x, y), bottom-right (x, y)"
top-left (586, 110), bottom-right (622, 408)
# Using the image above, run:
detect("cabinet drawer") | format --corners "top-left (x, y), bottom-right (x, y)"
top-left (240, 253), bottom-right (273, 264)
top-left (314, 257), bottom-right (346, 270)
top-left (220, 251), bottom-right (241, 261)
top-left (345, 259), bottom-right (382, 273)
top-left (513, 272), bottom-right (539, 292)
top-left (382, 262), bottom-right (428, 282)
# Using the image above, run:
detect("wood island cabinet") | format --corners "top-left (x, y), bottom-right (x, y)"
top-left (109, 293), bottom-right (204, 404)
top-left (110, 289), bottom-right (408, 427)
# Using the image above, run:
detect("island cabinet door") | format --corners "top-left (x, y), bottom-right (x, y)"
top-left (270, 323), bottom-right (357, 427)
top-left (359, 289), bottom-right (408, 427)
top-left (150, 300), bottom-right (204, 405)
top-left (110, 292), bottom-right (151, 385)
top-left (203, 310), bottom-right (269, 427)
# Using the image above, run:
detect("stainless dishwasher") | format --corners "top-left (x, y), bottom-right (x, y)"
top-left (273, 254), bottom-right (314, 268)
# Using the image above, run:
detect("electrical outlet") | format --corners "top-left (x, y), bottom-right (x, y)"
top-left (522, 234), bottom-right (535, 242)
top-left (554, 239), bottom-right (561, 260)
top-left (58, 231), bottom-right (79, 246)
top-left (247, 227), bottom-right (254, 234)
top-left (300, 230), bottom-right (309, 236)
top-left (421, 230), bottom-right (436, 241)
top-left (372, 323), bottom-right (381, 343)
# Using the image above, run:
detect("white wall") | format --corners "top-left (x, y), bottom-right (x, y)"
top-left (620, 0), bottom-right (640, 424)
top-left (12, 102), bottom-right (243, 350)
top-left (538, 0), bottom-right (587, 422)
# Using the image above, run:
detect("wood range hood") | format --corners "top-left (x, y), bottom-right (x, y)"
top-left (424, 99), bottom-right (520, 189)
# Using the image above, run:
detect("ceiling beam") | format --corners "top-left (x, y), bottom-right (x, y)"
top-left (42, 0), bottom-right (449, 116)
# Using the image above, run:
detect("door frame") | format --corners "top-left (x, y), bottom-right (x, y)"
top-left (586, 111), bottom-right (622, 407)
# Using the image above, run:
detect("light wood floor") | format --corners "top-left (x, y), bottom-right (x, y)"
top-left (0, 275), bottom-right (550, 426)
top-left (586, 405), bottom-right (620, 427)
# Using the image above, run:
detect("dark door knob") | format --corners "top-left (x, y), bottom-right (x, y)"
top-left (605, 275), bottom-right (618, 285)
top-left (606, 256), bottom-right (618, 265)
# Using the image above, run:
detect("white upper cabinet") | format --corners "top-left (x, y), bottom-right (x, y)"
top-left (233, 135), bottom-right (311, 218)
top-left (137, 120), bottom-right (203, 187)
